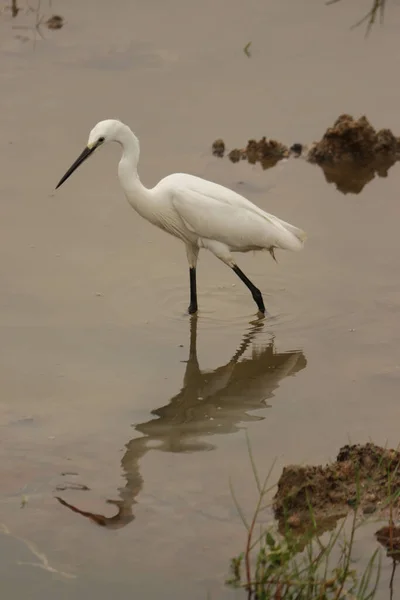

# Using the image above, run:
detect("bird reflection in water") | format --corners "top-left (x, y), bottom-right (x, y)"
top-left (56, 316), bottom-right (307, 528)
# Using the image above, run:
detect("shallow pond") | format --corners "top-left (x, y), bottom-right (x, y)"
top-left (1, 0), bottom-right (400, 597)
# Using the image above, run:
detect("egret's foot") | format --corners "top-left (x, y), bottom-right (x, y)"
top-left (251, 289), bottom-right (265, 314)
top-left (188, 304), bottom-right (198, 315)
top-left (256, 309), bottom-right (267, 320)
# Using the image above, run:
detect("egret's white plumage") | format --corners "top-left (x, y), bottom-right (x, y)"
top-left (56, 119), bottom-right (306, 314)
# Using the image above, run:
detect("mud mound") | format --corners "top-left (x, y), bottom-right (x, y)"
top-left (229, 138), bottom-right (289, 169)
top-left (307, 114), bottom-right (400, 164)
top-left (211, 115), bottom-right (400, 193)
top-left (212, 115), bottom-right (400, 169)
top-left (211, 137), bottom-right (289, 170)
top-left (273, 443), bottom-right (400, 531)
top-left (212, 139), bottom-right (225, 157)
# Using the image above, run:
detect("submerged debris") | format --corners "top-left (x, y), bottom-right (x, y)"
top-left (273, 443), bottom-right (400, 532)
top-left (55, 482), bottom-right (90, 491)
top-left (307, 114), bottom-right (400, 164)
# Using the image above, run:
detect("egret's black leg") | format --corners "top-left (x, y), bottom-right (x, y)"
top-left (188, 267), bottom-right (198, 314)
top-left (232, 265), bottom-right (265, 313)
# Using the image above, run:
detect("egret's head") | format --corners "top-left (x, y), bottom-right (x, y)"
top-left (87, 119), bottom-right (124, 148)
top-left (55, 119), bottom-right (124, 189)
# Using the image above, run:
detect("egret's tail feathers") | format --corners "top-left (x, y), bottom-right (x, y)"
top-left (284, 224), bottom-right (307, 251)
top-left (272, 217), bottom-right (307, 252)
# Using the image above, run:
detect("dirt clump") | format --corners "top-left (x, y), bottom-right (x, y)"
top-left (212, 138), bottom-right (225, 157)
top-left (289, 143), bottom-right (303, 156)
top-left (46, 15), bottom-right (64, 30)
top-left (210, 114), bottom-right (400, 193)
top-left (307, 114), bottom-right (400, 164)
top-left (273, 443), bottom-right (400, 532)
top-left (228, 137), bottom-right (289, 170)
top-left (309, 115), bottom-right (399, 193)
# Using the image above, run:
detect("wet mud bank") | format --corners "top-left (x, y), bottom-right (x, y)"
top-left (273, 443), bottom-right (400, 532)
top-left (212, 114), bottom-right (400, 194)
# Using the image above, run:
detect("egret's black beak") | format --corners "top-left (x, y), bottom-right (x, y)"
top-left (55, 144), bottom-right (98, 189)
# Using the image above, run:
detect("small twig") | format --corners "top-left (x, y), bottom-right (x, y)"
top-left (11, 0), bottom-right (19, 17)
top-left (326, 0), bottom-right (387, 35)
top-left (389, 559), bottom-right (397, 600)
top-left (243, 42), bottom-right (252, 58)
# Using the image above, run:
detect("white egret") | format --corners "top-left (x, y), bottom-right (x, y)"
top-left (56, 119), bottom-right (306, 314)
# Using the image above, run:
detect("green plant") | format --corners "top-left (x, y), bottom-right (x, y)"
top-left (227, 434), bottom-right (381, 599)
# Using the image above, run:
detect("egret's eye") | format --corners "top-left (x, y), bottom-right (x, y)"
top-left (98, 136), bottom-right (105, 143)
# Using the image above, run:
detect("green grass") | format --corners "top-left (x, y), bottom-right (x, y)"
top-left (226, 434), bottom-right (382, 600)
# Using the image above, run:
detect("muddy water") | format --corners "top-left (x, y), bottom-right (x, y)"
top-left (1, 0), bottom-right (400, 597)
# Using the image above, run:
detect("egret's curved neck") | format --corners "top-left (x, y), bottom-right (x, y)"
top-left (116, 125), bottom-right (156, 219)
top-left (117, 125), bottom-right (141, 188)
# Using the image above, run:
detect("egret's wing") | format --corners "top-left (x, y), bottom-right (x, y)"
top-left (172, 182), bottom-right (305, 251)
top-left (177, 175), bottom-right (305, 238)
